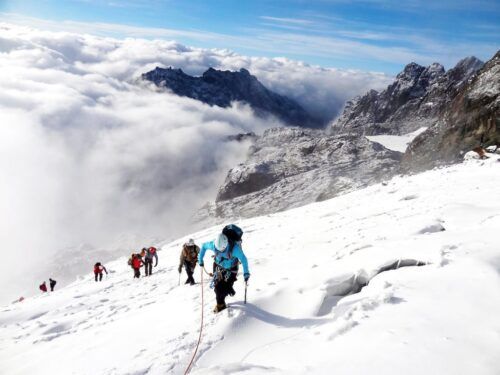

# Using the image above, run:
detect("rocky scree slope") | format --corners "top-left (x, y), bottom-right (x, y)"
top-left (403, 51), bottom-right (500, 172)
top-left (196, 127), bottom-right (401, 220)
top-left (331, 57), bottom-right (484, 136)
top-left (142, 67), bottom-right (323, 128)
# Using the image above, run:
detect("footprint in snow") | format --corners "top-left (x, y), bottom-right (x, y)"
top-left (400, 194), bottom-right (418, 201)
top-left (29, 312), bottom-right (48, 320)
top-left (417, 223), bottom-right (446, 234)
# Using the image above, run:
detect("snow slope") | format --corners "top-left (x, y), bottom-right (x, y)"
top-left (366, 127), bottom-right (428, 152)
top-left (1, 156), bottom-right (500, 375)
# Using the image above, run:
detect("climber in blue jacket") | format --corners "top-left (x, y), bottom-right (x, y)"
top-left (199, 232), bottom-right (250, 313)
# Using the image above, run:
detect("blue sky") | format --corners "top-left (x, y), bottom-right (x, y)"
top-left (0, 0), bottom-right (498, 74)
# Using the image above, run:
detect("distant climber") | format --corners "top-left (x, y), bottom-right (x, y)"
top-left (94, 262), bottom-right (108, 282)
top-left (198, 225), bottom-right (250, 313)
top-left (144, 247), bottom-right (158, 276)
top-left (178, 239), bottom-right (199, 285)
top-left (39, 281), bottom-right (47, 293)
top-left (49, 278), bottom-right (57, 292)
top-left (129, 253), bottom-right (144, 278)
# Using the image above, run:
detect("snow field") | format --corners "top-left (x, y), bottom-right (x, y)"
top-left (366, 127), bottom-right (428, 152)
top-left (1, 155), bottom-right (500, 374)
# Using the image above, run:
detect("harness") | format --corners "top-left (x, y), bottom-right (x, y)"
top-left (210, 241), bottom-right (240, 289)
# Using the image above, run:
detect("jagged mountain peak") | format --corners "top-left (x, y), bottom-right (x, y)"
top-left (402, 51), bottom-right (498, 171)
top-left (397, 62), bottom-right (425, 80)
top-left (142, 66), bottom-right (324, 128)
top-left (446, 56), bottom-right (484, 83)
top-left (455, 56), bottom-right (484, 70)
top-left (331, 54), bottom-right (484, 136)
top-left (422, 63), bottom-right (446, 80)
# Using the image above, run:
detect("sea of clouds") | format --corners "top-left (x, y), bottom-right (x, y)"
top-left (0, 22), bottom-right (391, 302)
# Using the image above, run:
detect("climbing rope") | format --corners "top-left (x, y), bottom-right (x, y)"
top-left (184, 267), bottom-right (205, 375)
top-left (202, 265), bottom-right (213, 277)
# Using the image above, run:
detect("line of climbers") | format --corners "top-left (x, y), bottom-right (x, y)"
top-left (125, 224), bottom-right (250, 313)
top-left (39, 278), bottom-right (57, 292)
top-left (37, 224), bottom-right (250, 314)
top-left (127, 246), bottom-right (159, 278)
top-left (122, 225), bottom-right (250, 313)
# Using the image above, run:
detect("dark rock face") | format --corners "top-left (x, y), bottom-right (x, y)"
top-left (331, 57), bottom-right (484, 136)
top-left (226, 132), bottom-right (257, 142)
top-left (403, 51), bottom-right (500, 171)
top-left (142, 67), bottom-right (323, 128)
top-left (202, 127), bottom-right (401, 219)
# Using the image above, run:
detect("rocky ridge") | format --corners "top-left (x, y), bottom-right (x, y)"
top-left (331, 57), bottom-right (484, 136)
top-left (196, 127), bottom-right (401, 220)
top-left (142, 67), bottom-right (323, 128)
top-left (403, 51), bottom-right (500, 171)
top-left (196, 52), bottom-right (497, 221)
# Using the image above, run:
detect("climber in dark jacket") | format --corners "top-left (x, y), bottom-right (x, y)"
top-left (178, 239), bottom-right (199, 285)
top-left (144, 247), bottom-right (158, 276)
top-left (49, 278), bottom-right (57, 291)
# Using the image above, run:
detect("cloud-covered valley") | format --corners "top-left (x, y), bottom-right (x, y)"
top-left (0, 22), bottom-right (391, 302)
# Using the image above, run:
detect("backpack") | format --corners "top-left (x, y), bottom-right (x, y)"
top-left (222, 224), bottom-right (243, 244)
top-left (221, 224), bottom-right (243, 259)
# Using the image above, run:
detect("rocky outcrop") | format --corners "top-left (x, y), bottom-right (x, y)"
top-left (402, 51), bottom-right (500, 172)
top-left (142, 67), bottom-right (323, 128)
top-left (331, 57), bottom-right (484, 136)
top-left (194, 54), bottom-right (495, 222)
top-left (200, 127), bottom-right (401, 219)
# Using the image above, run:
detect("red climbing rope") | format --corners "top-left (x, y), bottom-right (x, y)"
top-left (184, 267), bottom-right (205, 375)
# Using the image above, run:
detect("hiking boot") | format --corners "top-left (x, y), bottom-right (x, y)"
top-left (213, 303), bottom-right (227, 313)
top-left (190, 280), bottom-right (196, 285)
top-left (185, 279), bottom-right (190, 284)
top-left (228, 287), bottom-right (236, 297)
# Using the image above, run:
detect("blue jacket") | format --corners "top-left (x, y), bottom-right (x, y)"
top-left (198, 240), bottom-right (250, 276)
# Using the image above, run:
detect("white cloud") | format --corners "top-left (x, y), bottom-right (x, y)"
top-left (0, 22), bottom-right (390, 303)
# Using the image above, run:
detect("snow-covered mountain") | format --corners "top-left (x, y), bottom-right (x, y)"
top-left (198, 128), bottom-right (401, 220)
top-left (331, 56), bottom-right (484, 136)
top-left (2, 155), bottom-right (499, 375)
top-left (203, 52), bottom-right (497, 221)
top-left (403, 50), bottom-right (500, 172)
top-left (142, 67), bottom-right (324, 128)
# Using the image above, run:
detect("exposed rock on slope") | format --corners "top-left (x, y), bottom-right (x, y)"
top-left (142, 67), bottom-right (323, 128)
top-left (195, 54), bottom-right (495, 222)
top-left (331, 57), bottom-right (484, 136)
top-left (403, 51), bottom-right (500, 172)
top-left (202, 127), bottom-right (401, 219)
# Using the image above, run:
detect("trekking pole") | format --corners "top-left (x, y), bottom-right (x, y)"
top-left (244, 280), bottom-right (248, 304)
